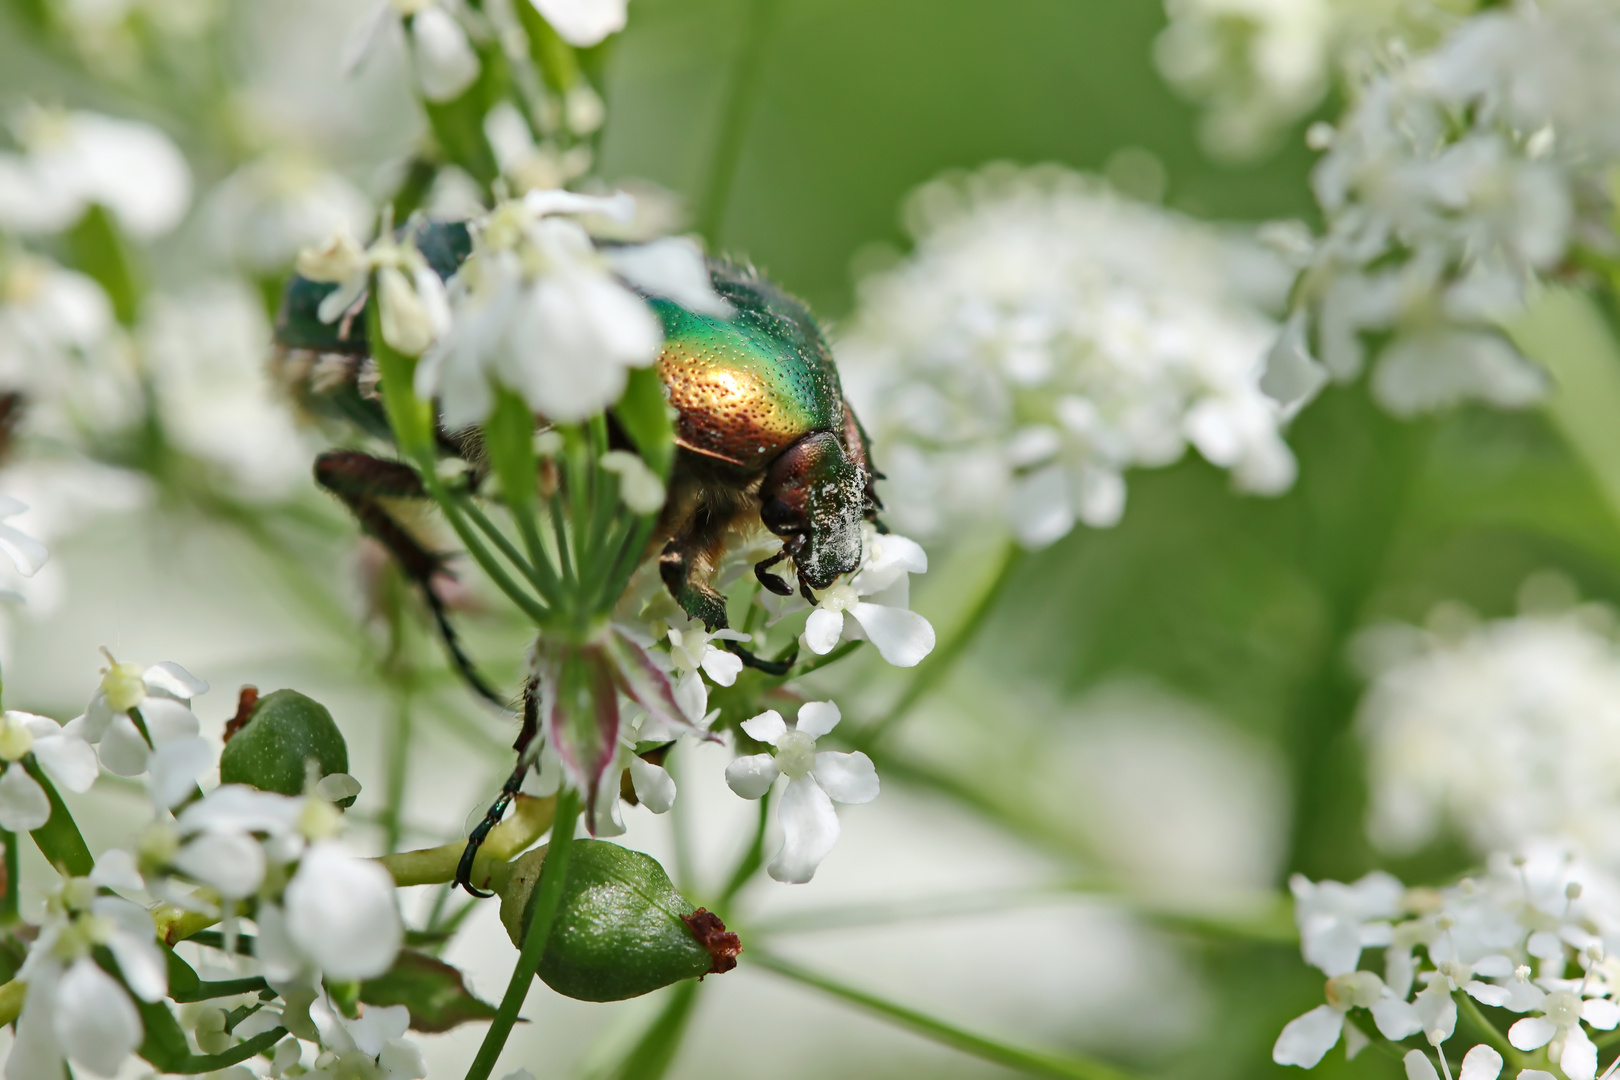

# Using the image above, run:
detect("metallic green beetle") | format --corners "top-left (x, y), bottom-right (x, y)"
top-left (272, 221), bottom-right (881, 685)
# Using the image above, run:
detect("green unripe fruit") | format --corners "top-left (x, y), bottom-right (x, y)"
top-left (499, 840), bottom-right (740, 1002)
top-left (219, 689), bottom-right (349, 800)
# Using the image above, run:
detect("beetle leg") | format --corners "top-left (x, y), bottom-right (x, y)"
top-left (753, 540), bottom-right (799, 596)
top-left (315, 450), bottom-right (504, 707)
top-left (457, 676), bottom-right (541, 896)
top-left (723, 640), bottom-right (794, 676)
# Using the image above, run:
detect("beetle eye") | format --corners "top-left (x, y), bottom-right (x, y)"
top-left (760, 497), bottom-right (798, 532)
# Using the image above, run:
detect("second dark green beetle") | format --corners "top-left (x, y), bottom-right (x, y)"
top-left (273, 222), bottom-right (881, 645)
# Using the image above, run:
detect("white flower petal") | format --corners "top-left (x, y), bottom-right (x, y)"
top-left (348, 1003), bottom-right (410, 1057)
top-left (1008, 464), bottom-right (1075, 547)
top-left (253, 902), bottom-right (315, 986)
top-left (1272, 1004), bottom-right (1343, 1068)
top-left (606, 238), bottom-right (732, 318)
top-left (1508, 1016), bottom-right (1556, 1051)
top-left (148, 736), bottom-right (211, 809)
top-left (1464, 981), bottom-right (1512, 1009)
top-left (723, 754), bottom-right (779, 800)
top-left (767, 774), bottom-right (840, 884)
top-left (527, 0), bottom-right (627, 47)
top-left (411, 5), bottom-right (481, 102)
top-left (100, 922), bottom-right (167, 1004)
top-left (1460, 1044), bottom-right (1504, 1080)
top-left (848, 602), bottom-right (936, 668)
top-left (628, 755), bottom-right (675, 814)
top-left (0, 763), bottom-right (50, 832)
top-left (141, 661), bottom-right (207, 701)
top-left (52, 957), bottom-right (142, 1077)
top-left (1372, 997), bottom-right (1424, 1041)
top-left (30, 733), bottom-right (98, 795)
top-left (796, 701), bottom-right (841, 739)
top-left (699, 647), bottom-right (743, 687)
top-left (174, 831), bottom-right (267, 899)
top-left (1582, 998), bottom-right (1620, 1030)
top-left (284, 842), bottom-right (402, 980)
top-left (97, 715), bottom-right (151, 776)
top-left (739, 710), bottom-right (786, 745)
top-left (1405, 1050), bottom-right (1441, 1080)
top-left (802, 607), bottom-right (844, 655)
top-left (381, 1038), bottom-right (428, 1080)
top-left (0, 522), bottom-right (48, 578)
top-left (91, 849), bottom-right (145, 892)
top-left (1561, 1025), bottom-right (1597, 1080)
top-left (812, 751), bottom-right (879, 805)
top-left (138, 697), bottom-right (200, 744)
top-left (9, 967), bottom-right (67, 1080)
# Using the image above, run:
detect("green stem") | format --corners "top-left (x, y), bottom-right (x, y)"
top-left (851, 537), bottom-right (1021, 750)
top-left (425, 475), bottom-right (553, 627)
top-left (748, 951), bottom-right (1137, 1080)
top-left (382, 692), bottom-right (413, 854)
top-left (0, 828), bottom-right (17, 926)
top-left (715, 789), bottom-right (771, 913)
top-left (458, 495), bottom-right (561, 608)
top-left (24, 758), bottom-right (92, 876)
top-left (464, 788), bottom-right (583, 1080)
top-left (792, 639), bottom-right (862, 677)
top-left (1457, 991), bottom-right (1524, 1067)
top-left (696, 0), bottom-right (781, 243)
top-left (169, 976), bottom-right (270, 1003)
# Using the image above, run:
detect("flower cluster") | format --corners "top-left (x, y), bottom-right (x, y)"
top-left (1153, 0), bottom-right (1471, 162)
top-left (839, 163), bottom-right (1297, 548)
top-left (1277, 846), bottom-right (1620, 1080)
top-left (1266, 0), bottom-right (1620, 416)
top-left (1354, 592), bottom-right (1620, 867)
top-left (3, 652), bottom-right (411, 1080)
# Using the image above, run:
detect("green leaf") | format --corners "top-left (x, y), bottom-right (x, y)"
top-left (68, 204), bottom-right (142, 326)
top-left (513, 0), bottom-right (581, 92)
top-left (484, 388), bottom-right (539, 510)
top-left (613, 367), bottom-right (677, 479)
top-left (359, 949), bottom-right (499, 1032)
top-left (24, 757), bottom-right (91, 877)
top-left (163, 947), bottom-right (200, 1002)
top-left (134, 994), bottom-right (195, 1071)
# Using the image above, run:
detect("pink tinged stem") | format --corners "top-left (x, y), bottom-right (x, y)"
top-left (540, 645), bottom-right (624, 835)
top-left (607, 629), bottom-right (720, 741)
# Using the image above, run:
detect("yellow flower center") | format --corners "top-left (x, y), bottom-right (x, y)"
top-left (0, 713), bottom-right (33, 762)
top-left (775, 730), bottom-right (817, 779)
top-left (101, 662), bottom-right (148, 713)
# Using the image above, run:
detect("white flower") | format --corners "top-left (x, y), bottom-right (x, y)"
top-left (416, 189), bottom-right (727, 427)
top-left (801, 528), bottom-right (935, 668)
top-left (1289, 870), bottom-right (1402, 976)
top-left (1402, 1046), bottom-right (1505, 1080)
top-left (310, 1000), bottom-right (426, 1080)
top-left (280, 841), bottom-right (404, 981)
top-left (10, 879), bottom-right (167, 1080)
top-left (1355, 597), bottom-right (1620, 866)
top-left (0, 252), bottom-right (115, 404)
top-left (586, 738), bottom-right (677, 837)
top-left (601, 449), bottom-right (666, 514)
top-left (1270, 0), bottom-right (1620, 417)
top-left (203, 154), bottom-right (372, 273)
top-left (65, 655), bottom-right (208, 804)
top-left (840, 164), bottom-right (1296, 548)
top-left (1273, 970), bottom-right (1386, 1068)
top-left (0, 106), bottom-right (192, 239)
top-left (296, 226), bottom-right (451, 359)
top-left (1509, 990), bottom-right (1607, 1080)
top-left (724, 702), bottom-right (879, 883)
top-left (483, 102), bottom-right (593, 194)
top-left (0, 710), bottom-right (97, 831)
top-left (526, 0), bottom-right (627, 47)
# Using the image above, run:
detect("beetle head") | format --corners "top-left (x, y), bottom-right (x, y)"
top-left (758, 431), bottom-right (866, 595)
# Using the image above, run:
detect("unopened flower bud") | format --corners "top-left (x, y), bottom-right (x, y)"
top-left (499, 839), bottom-right (741, 1001)
top-left (219, 689), bottom-right (350, 801)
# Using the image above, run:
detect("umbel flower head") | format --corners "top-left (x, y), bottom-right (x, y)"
top-left (839, 163), bottom-right (1297, 549)
top-left (1276, 845), bottom-right (1620, 1080)
top-left (1265, 0), bottom-right (1620, 417)
top-left (1354, 585), bottom-right (1620, 868)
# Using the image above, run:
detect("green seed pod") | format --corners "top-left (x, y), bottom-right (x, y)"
top-left (499, 839), bottom-right (741, 1002)
top-left (219, 688), bottom-right (349, 800)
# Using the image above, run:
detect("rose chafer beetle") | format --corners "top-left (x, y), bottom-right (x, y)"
top-left (271, 219), bottom-right (883, 692)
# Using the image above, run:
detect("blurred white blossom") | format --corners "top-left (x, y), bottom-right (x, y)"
top-left (0, 710), bottom-right (96, 831)
top-left (65, 654), bottom-right (209, 805)
top-left (0, 106), bottom-right (191, 239)
top-left (527, 0), bottom-right (627, 47)
top-left (1270, 0), bottom-right (1620, 416)
top-left (1154, 0), bottom-right (1468, 161)
top-left (840, 163), bottom-right (1296, 548)
top-left (1356, 595), bottom-right (1620, 866)
top-left (203, 155), bottom-right (373, 273)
